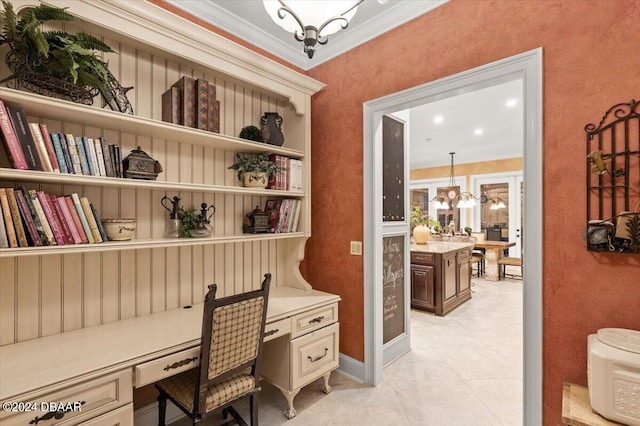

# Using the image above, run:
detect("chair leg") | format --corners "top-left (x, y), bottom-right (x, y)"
top-left (250, 394), bottom-right (258, 426)
top-left (157, 393), bottom-right (167, 426)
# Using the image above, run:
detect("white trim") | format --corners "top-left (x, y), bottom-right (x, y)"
top-left (363, 48), bottom-right (543, 425)
top-left (337, 353), bottom-right (365, 383)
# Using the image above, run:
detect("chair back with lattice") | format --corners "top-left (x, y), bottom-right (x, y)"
top-left (194, 273), bottom-right (271, 415)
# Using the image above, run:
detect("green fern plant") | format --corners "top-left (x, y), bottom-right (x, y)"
top-left (0, 0), bottom-right (115, 104)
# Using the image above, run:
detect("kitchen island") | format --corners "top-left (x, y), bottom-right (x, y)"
top-left (410, 241), bottom-right (474, 316)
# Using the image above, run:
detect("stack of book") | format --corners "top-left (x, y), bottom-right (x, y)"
top-left (0, 188), bottom-right (108, 248)
top-left (267, 154), bottom-right (303, 192)
top-left (162, 76), bottom-right (220, 133)
top-left (0, 99), bottom-right (123, 177)
top-left (264, 198), bottom-right (302, 234)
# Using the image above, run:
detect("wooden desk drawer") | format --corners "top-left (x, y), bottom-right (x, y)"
top-left (0, 370), bottom-right (132, 425)
top-left (411, 252), bottom-right (435, 265)
top-left (264, 318), bottom-right (291, 342)
top-left (290, 322), bottom-right (339, 389)
top-left (291, 303), bottom-right (338, 339)
top-left (78, 403), bottom-right (133, 425)
top-left (134, 347), bottom-right (200, 388)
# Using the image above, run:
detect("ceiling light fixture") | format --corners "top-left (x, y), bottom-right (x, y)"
top-left (489, 198), bottom-right (506, 210)
top-left (433, 115), bottom-right (444, 124)
top-left (263, 0), bottom-right (364, 59)
top-left (474, 128), bottom-right (483, 135)
top-left (445, 152), bottom-right (478, 209)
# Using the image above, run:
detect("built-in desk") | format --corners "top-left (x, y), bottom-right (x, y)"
top-left (0, 286), bottom-right (340, 424)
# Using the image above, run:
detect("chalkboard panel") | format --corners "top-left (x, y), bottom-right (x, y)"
top-left (383, 235), bottom-right (405, 344)
top-left (382, 115), bottom-right (404, 222)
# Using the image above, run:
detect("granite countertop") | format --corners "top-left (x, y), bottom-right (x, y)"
top-left (411, 240), bottom-right (474, 254)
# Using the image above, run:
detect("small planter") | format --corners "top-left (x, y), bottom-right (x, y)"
top-left (243, 172), bottom-right (269, 188)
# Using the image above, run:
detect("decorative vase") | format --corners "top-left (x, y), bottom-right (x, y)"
top-left (243, 172), bottom-right (269, 188)
top-left (413, 225), bottom-right (431, 244)
top-left (260, 112), bottom-right (284, 146)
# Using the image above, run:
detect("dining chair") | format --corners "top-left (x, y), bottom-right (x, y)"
top-left (470, 231), bottom-right (486, 277)
top-left (156, 273), bottom-right (271, 426)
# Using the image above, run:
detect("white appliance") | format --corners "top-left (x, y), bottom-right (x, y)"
top-left (588, 328), bottom-right (640, 426)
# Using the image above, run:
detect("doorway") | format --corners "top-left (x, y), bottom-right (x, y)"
top-left (363, 49), bottom-right (542, 423)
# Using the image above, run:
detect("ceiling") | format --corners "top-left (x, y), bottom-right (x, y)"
top-left (167, 0), bottom-right (523, 169)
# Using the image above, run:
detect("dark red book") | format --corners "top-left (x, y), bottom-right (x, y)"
top-left (195, 78), bottom-right (209, 130)
top-left (0, 99), bottom-right (28, 169)
top-left (264, 199), bottom-right (282, 233)
top-left (37, 191), bottom-right (65, 245)
top-left (38, 123), bottom-right (60, 172)
top-left (14, 188), bottom-right (44, 246)
top-left (48, 194), bottom-right (74, 244)
top-left (208, 83), bottom-right (220, 133)
top-left (161, 86), bottom-right (181, 125)
top-left (7, 106), bottom-right (43, 170)
top-left (171, 76), bottom-right (196, 128)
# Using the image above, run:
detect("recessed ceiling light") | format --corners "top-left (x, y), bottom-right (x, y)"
top-left (433, 115), bottom-right (444, 124)
top-left (474, 128), bottom-right (483, 135)
top-left (506, 99), bottom-right (517, 107)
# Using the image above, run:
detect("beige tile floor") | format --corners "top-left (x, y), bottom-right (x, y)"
top-left (172, 271), bottom-right (523, 426)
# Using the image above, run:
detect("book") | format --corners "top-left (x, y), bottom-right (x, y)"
top-left (55, 133), bottom-right (74, 174)
top-left (75, 135), bottom-right (91, 175)
top-left (80, 196), bottom-right (102, 243)
top-left (28, 122), bottom-right (54, 172)
top-left (0, 188), bottom-right (18, 247)
top-left (23, 188), bottom-right (51, 245)
top-left (5, 188), bottom-right (28, 247)
top-left (92, 137), bottom-right (107, 176)
top-left (64, 195), bottom-right (89, 243)
top-left (48, 132), bottom-right (67, 173)
top-left (70, 193), bottom-right (94, 243)
top-left (81, 136), bottom-right (98, 176)
top-left (90, 202), bottom-right (108, 242)
top-left (36, 191), bottom-right (65, 245)
top-left (0, 99), bottom-right (28, 170)
top-left (0, 200), bottom-right (8, 248)
top-left (64, 133), bottom-right (83, 174)
top-left (7, 106), bottom-right (42, 170)
top-left (207, 83), bottom-right (220, 133)
top-left (289, 199), bottom-right (301, 233)
top-left (161, 86), bottom-right (181, 124)
top-left (99, 137), bottom-right (115, 177)
top-left (112, 144), bottom-right (122, 177)
top-left (264, 199), bottom-right (282, 233)
top-left (39, 124), bottom-right (62, 173)
top-left (171, 75), bottom-right (196, 128)
top-left (48, 194), bottom-right (74, 244)
top-left (288, 158), bottom-right (303, 192)
top-left (195, 78), bottom-right (209, 131)
top-left (275, 199), bottom-right (292, 233)
top-left (58, 196), bottom-right (83, 244)
top-left (14, 188), bottom-right (44, 246)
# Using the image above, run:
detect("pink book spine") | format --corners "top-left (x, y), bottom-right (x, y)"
top-left (57, 196), bottom-right (83, 244)
top-left (36, 191), bottom-right (64, 245)
top-left (47, 194), bottom-right (74, 244)
top-left (0, 99), bottom-right (28, 169)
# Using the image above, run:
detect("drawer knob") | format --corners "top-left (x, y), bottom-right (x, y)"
top-left (308, 316), bottom-right (325, 324)
top-left (264, 328), bottom-right (279, 337)
top-left (29, 401), bottom-right (86, 424)
top-left (163, 356), bottom-right (198, 371)
top-left (308, 348), bottom-right (329, 362)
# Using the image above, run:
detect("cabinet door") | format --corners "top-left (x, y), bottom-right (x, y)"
top-left (443, 252), bottom-right (457, 302)
top-left (457, 250), bottom-right (471, 294)
top-left (411, 264), bottom-right (435, 311)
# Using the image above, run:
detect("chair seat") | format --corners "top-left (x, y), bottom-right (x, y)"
top-left (497, 257), bottom-right (522, 266)
top-left (157, 368), bottom-right (256, 413)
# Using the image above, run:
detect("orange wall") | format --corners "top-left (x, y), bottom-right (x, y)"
top-left (305, 1), bottom-right (640, 425)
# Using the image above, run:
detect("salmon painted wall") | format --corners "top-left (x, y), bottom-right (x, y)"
top-left (304, 1), bottom-right (640, 425)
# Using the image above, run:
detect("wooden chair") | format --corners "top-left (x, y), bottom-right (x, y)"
top-left (470, 232), bottom-right (485, 277)
top-left (498, 256), bottom-right (523, 280)
top-left (156, 273), bottom-right (271, 426)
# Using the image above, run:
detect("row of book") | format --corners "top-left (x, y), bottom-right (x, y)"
top-left (0, 187), bottom-right (107, 249)
top-left (0, 99), bottom-right (124, 177)
top-left (268, 154), bottom-right (303, 192)
top-left (264, 198), bottom-right (302, 233)
top-left (162, 76), bottom-right (220, 133)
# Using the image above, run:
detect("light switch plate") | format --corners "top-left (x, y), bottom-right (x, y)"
top-left (350, 241), bottom-right (362, 255)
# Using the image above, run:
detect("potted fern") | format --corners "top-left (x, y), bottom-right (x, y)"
top-left (0, 0), bottom-right (132, 112)
top-left (228, 152), bottom-right (286, 188)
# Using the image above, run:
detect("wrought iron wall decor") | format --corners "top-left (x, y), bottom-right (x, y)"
top-left (585, 99), bottom-right (640, 253)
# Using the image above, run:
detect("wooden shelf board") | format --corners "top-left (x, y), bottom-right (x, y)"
top-left (0, 88), bottom-right (304, 158)
top-left (0, 232), bottom-right (307, 258)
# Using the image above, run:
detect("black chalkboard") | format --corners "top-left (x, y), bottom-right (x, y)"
top-left (383, 235), bottom-right (405, 344)
top-left (382, 115), bottom-right (405, 222)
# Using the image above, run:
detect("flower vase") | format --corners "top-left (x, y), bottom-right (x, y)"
top-left (243, 172), bottom-right (269, 188)
top-left (413, 225), bottom-right (431, 244)
top-left (261, 112), bottom-right (284, 146)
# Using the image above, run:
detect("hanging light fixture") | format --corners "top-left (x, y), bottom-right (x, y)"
top-left (263, 0), bottom-right (364, 58)
top-left (489, 198), bottom-right (506, 210)
top-left (431, 197), bottom-right (449, 210)
top-left (444, 152), bottom-right (478, 209)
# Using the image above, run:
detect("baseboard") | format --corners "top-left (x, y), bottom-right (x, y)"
top-left (337, 353), bottom-right (365, 383)
top-left (134, 400), bottom-right (185, 425)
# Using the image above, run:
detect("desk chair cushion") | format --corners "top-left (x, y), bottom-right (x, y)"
top-left (157, 369), bottom-right (255, 413)
top-left (209, 297), bottom-right (265, 377)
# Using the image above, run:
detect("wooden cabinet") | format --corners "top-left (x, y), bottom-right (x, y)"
top-left (411, 247), bottom-right (472, 316)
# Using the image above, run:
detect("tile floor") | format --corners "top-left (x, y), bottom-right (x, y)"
top-left (172, 273), bottom-right (523, 426)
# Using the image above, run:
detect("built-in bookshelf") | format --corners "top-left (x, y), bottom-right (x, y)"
top-left (0, 0), bottom-right (323, 346)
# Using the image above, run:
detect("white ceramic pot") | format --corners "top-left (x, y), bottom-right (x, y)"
top-left (413, 225), bottom-right (431, 244)
top-left (102, 218), bottom-right (137, 241)
top-left (243, 172), bottom-right (268, 188)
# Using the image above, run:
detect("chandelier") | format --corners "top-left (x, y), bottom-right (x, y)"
top-left (263, 0), bottom-right (364, 58)
top-left (444, 152), bottom-right (478, 209)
